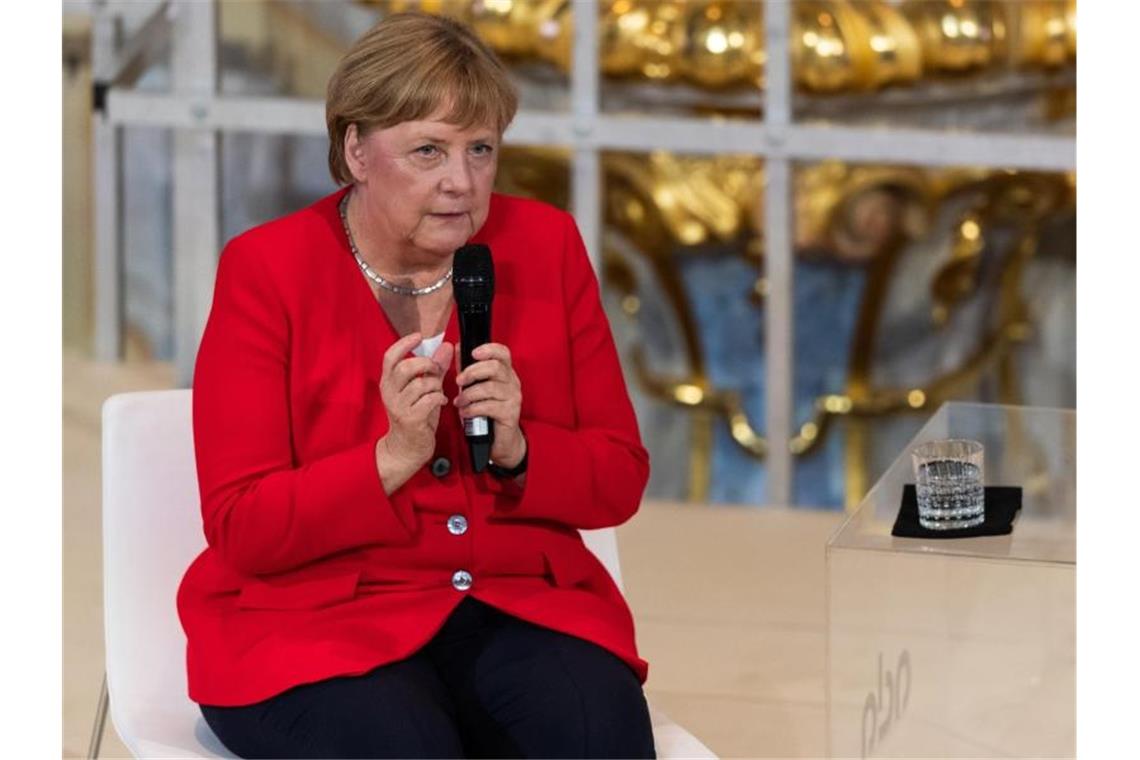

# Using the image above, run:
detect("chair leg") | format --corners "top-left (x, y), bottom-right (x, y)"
top-left (87, 672), bottom-right (109, 760)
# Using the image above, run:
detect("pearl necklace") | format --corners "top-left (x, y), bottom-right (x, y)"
top-left (338, 193), bottom-right (453, 297)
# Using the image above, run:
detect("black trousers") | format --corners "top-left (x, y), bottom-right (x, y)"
top-left (200, 597), bottom-right (657, 759)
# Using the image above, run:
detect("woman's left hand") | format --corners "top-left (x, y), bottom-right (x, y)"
top-left (454, 343), bottom-right (526, 468)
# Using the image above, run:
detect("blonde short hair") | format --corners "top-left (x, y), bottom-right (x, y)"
top-left (325, 12), bottom-right (519, 186)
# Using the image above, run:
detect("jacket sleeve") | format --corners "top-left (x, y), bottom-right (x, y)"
top-left (489, 212), bottom-right (650, 529)
top-left (192, 236), bottom-right (416, 576)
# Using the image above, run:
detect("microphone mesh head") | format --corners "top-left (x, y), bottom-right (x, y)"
top-left (454, 244), bottom-right (494, 307)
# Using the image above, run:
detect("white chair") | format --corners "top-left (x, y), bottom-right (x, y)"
top-left (94, 389), bottom-right (716, 759)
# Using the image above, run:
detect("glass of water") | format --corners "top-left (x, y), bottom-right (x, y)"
top-left (911, 439), bottom-right (985, 530)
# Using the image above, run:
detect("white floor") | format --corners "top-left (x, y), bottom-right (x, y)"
top-left (62, 348), bottom-right (843, 759)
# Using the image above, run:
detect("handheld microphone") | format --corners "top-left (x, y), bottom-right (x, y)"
top-left (453, 244), bottom-right (494, 473)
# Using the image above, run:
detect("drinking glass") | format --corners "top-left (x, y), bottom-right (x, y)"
top-left (911, 439), bottom-right (985, 530)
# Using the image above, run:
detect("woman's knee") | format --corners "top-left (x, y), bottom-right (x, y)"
top-left (468, 630), bottom-right (656, 758)
top-left (555, 639), bottom-right (657, 758)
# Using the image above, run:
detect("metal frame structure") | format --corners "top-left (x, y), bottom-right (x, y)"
top-left (91, 0), bottom-right (1076, 506)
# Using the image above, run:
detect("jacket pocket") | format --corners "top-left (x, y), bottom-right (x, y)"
top-left (237, 570), bottom-right (361, 610)
top-left (542, 543), bottom-right (592, 589)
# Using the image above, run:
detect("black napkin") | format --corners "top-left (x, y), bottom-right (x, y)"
top-left (892, 485), bottom-right (1022, 538)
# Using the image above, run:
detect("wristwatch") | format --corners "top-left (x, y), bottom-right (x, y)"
top-left (487, 448), bottom-right (528, 479)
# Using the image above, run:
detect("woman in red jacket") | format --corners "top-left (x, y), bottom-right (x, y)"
top-left (177, 11), bottom-right (655, 759)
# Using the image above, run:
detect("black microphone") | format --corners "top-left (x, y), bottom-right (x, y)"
top-left (453, 244), bottom-right (494, 473)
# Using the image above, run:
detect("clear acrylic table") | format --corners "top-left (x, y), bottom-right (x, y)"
top-left (826, 402), bottom-right (1075, 758)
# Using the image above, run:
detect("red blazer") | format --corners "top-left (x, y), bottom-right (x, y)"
top-left (177, 187), bottom-right (651, 706)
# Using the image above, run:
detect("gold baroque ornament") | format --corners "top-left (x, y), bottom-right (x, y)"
top-left (1009, 0), bottom-right (1071, 69)
top-left (468, 0), bottom-right (533, 57)
top-left (492, 149), bottom-right (1073, 501)
top-left (638, 1), bottom-right (687, 81)
top-left (856, 1), bottom-right (923, 88)
top-left (607, 165), bottom-right (1070, 481)
top-left (900, 0), bottom-right (1008, 74)
top-left (792, 0), bottom-right (878, 92)
top-left (604, 152), bottom-right (746, 249)
top-left (532, 0), bottom-right (573, 70)
top-left (1065, 0), bottom-right (1076, 61)
top-left (384, 0), bottom-right (473, 21)
top-left (369, 0), bottom-right (1073, 94)
top-left (675, 1), bottom-right (762, 89)
top-left (600, 0), bottom-right (654, 76)
top-left (795, 162), bottom-right (933, 263)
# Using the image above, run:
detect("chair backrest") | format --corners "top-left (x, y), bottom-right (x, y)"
top-left (101, 390), bottom-right (203, 727)
top-left (580, 524), bottom-right (624, 591)
top-left (101, 390), bottom-right (625, 721)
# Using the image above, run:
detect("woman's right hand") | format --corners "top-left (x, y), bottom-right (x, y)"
top-left (375, 332), bottom-right (455, 492)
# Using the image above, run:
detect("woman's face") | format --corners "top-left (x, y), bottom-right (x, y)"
top-left (346, 111), bottom-right (499, 261)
